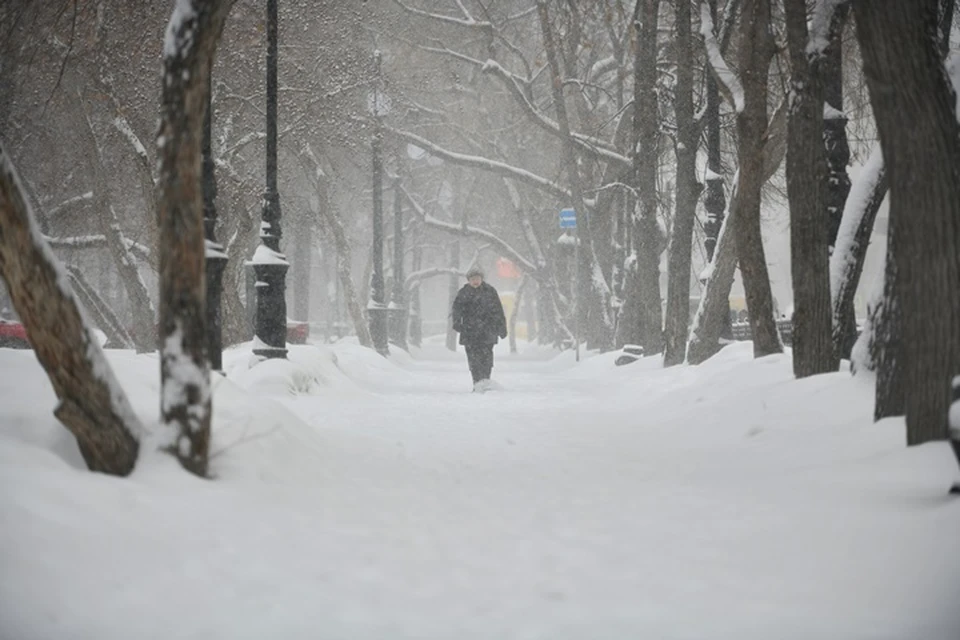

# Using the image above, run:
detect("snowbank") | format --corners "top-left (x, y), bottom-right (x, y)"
top-left (1, 340), bottom-right (958, 639)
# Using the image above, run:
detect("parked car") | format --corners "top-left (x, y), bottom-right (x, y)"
top-left (0, 319), bottom-right (29, 349)
top-left (286, 319), bottom-right (309, 345)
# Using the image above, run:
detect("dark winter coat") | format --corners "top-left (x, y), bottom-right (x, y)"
top-left (451, 282), bottom-right (507, 346)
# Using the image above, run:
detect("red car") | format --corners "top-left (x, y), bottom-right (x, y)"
top-left (286, 320), bottom-right (309, 345)
top-left (0, 319), bottom-right (29, 349)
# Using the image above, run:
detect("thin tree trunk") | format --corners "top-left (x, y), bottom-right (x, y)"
top-left (0, 143), bottom-right (141, 475)
top-left (409, 222), bottom-right (423, 348)
top-left (734, 0), bottom-right (782, 358)
top-left (446, 237), bottom-right (460, 352)
top-left (619, 0), bottom-right (663, 354)
top-left (688, 103), bottom-right (787, 364)
top-left (509, 275), bottom-right (528, 354)
top-left (65, 265), bottom-right (135, 350)
top-left (701, 0), bottom-right (731, 341)
top-left (538, 0), bottom-right (614, 352)
top-left (830, 146), bottom-right (887, 360)
top-left (503, 179), bottom-right (565, 346)
top-left (785, 0), bottom-right (838, 377)
top-left (822, 4), bottom-right (851, 252)
top-left (855, 0), bottom-right (960, 444)
top-left (157, 0), bottom-right (236, 477)
top-left (688, 181), bottom-right (740, 364)
top-left (664, 0), bottom-right (700, 367)
top-left (872, 238), bottom-right (904, 420)
top-left (76, 103), bottom-right (157, 353)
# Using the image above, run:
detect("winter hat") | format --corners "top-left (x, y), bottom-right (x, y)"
top-left (465, 266), bottom-right (484, 279)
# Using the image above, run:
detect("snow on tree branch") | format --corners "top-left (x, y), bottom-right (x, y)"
top-left (113, 116), bottom-right (150, 170)
top-left (44, 234), bottom-right (152, 263)
top-left (480, 59), bottom-right (630, 168)
top-left (48, 191), bottom-right (93, 216)
top-left (808, 0), bottom-right (847, 58)
top-left (386, 125), bottom-right (572, 200)
top-left (391, 0), bottom-right (493, 30)
top-left (397, 183), bottom-right (538, 274)
top-left (700, 1), bottom-right (744, 113)
top-left (830, 144), bottom-right (885, 306)
top-left (405, 266), bottom-right (465, 291)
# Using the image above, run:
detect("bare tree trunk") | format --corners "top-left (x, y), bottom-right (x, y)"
top-left (445, 237), bottom-right (460, 352)
top-left (664, 0), bottom-right (701, 367)
top-left (220, 195), bottom-right (256, 347)
top-left (509, 275), bottom-right (528, 354)
top-left (822, 4), bottom-right (852, 252)
top-left (701, 0), bottom-right (731, 343)
top-left (329, 201), bottom-right (373, 349)
top-left (65, 265), bottom-right (135, 350)
top-left (618, 0), bottom-right (664, 355)
top-left (734, 0), bottom-right (783, 358)
top-left (830, 147), bottom-right (887, 360)
top-left (871, 240), bottom-right (905, 420)
top-left (855, 0), bottom-right (960, 444)
top-left (688, 101), bottom-right (787, 364)
top-left (688, 182), bottom-right (740, 364)
top-left (409, 222), bottom-right (423, 348)
top-left (539, 0), bottom-right (614, 352)
top-left (503, 179), bottom-right (565, 347)
top-left (0, 143), bottom-right (141, 475)
top-left (157, 0), bottom-right (236, 477)
top-left (784, 0), bottom-right (838, 377)
top-left (76, 103), bottom-right (157, 353)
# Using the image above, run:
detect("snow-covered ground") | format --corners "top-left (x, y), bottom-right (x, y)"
top-left (1, 338), bottom-right (958, 639)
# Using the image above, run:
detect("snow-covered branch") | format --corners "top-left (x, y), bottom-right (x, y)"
top-left (391, 0), bottom-right (493, 30)
top-left (386, 125), bottom-right (572, 201)
top-left (48, 191), bottom-right (93, 216)
top-left (405, 266), bottom-right (465, 291)
top-left (480, 59), bottom-right (630, 168)
top-left (808, 0), bottom-right (847, 58)
top-left (398, 183), bottom-right (538, 274)
top-left (113, 116), bottom-right (151, 172)
top-left (700, 1), bottom-right (744, 113)
top-left (44, 233), bottom-right (152, 263)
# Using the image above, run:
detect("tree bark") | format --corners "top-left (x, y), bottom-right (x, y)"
top-left (663, 0), bottom-right (701, 367)
top-left (854, 0), bottom-right (960, 444)
top-left (619, 0), bottom-right (664, 355)
top-left (0, 143), bottom-right (141, 475)
top-left (734, 0), bottom-right (783, 358)
top-left (65, 265), bottom-right (135, 350)
top-left (701, 0), bottom-right (731, 341)
top-left (830, 147), bottom-right (887, 360)
top-left (688, 181), bottom-right (740, 364)
top-left (75, 100), bottom-right (157, 353)
top-left (157, 0), bottom-right (236, 477)
top-left (822, 4), bottom-right (852, 251)
top-left (688, 100), bottom-right (787, 365)
top-left (446, 237), bottom-right (461, 352)
top-left (784, 0), bottom-right (838, 377)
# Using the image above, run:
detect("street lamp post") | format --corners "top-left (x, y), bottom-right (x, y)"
top-left (368, 50), bottom-right (390, 356)
top-left (251, 0), bottom-right (288, 359)
top-left (389, 180), bottom-right (407, 349)
top-left (203, 76), bottom-right (227, 371)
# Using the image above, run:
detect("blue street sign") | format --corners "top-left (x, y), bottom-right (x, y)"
top-left (559, 208), bottom-right (577, 229)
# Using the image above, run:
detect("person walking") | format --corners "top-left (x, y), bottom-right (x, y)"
top-left (451, 266), bottom-right (507, 392)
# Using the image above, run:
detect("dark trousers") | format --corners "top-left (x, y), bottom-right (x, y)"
top-left (464, 343), bottom-right (494, 383)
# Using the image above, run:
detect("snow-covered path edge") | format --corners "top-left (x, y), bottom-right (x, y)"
top-left (0, 340), bottom-right (958, 640)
